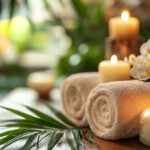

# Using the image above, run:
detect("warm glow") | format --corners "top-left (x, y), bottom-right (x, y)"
top-left (143, 109), bottom-right (150, 118)
top-left (111, 55), bottom-right (118, 64)
top-left (121, 10), bottom-right (130, 22)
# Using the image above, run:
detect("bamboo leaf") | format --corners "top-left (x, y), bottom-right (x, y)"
top-left (24, 105), bottom-right (68, 129)
top-left (48, 132), bottom-right (63, 150)
top-left (45, 104), bottom-right (75, 126)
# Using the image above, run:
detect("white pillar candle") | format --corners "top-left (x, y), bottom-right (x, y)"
top-left (99, 55), bottom-right (130, 82)
top-left (140, 108), bottom-right (150, 146)
top-left (109, 10), bottom-right (139, 39)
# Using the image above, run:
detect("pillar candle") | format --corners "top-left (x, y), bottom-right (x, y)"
top-left (109, 10), bottom-right (139, 39)
top-left (140, 108), bottom-right (150, 146)
top-left (99, 55), bottom-right (130, 82)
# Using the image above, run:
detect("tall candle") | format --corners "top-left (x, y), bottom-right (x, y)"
top-left (99, 55), bottom-right (130, 82)
top-left (109, 10), bottom-right (139, 39)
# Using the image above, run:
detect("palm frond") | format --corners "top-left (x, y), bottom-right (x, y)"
top-left (0, 105), bottom-right (95, 150)
top-left (47, 132), bottom-right (64, 149)
top-left (24, 105), bottom-right (68, 128)
top-left (45, 103), bottom-right (75, 126)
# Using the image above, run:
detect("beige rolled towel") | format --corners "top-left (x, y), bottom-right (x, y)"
top-left (86, 80), bottom-right (150, 140)
top-left (62, 72), bottom-right (100, 126)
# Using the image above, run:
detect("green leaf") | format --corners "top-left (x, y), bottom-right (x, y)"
top-left (0, 106), bottom-right (42, 122)
top-left (0, 122), bottom-right (51, 130)
top-left (0, 106), bottom-right (65, 129)
top-left (0, 129), bottom-right (30, 146)
top-left (22, 132), bottom-right (50, 150)
top-left (21, 133), bottom-right (39, 150)
top-left (9, 0), bottom-right (16, 19)
top-left (34, 132), bottom-right (51, 149)
top-left (80, 129), bottom-right (95, 144)
top-left (0, 105), bottom-right (94, 150)
top-left (67, 131), bottom-right (78, 150)
top-left (36, 132), bottom-right (43, 149)
top-left (1, 134), bottom-right (30, 149)
top-left (0, 129), bottom-right (21, 138)
top-left (0, 119), bottom-right (53, 130)
top-left (48, 132), bottom-right (63, 150)
top-left (71, 129), bottom-right (85, 150)
top-left (24, 105), bottom-right (68, 129)
top-left (71, 0), bottom-right (87, 17)
top-left (0, 119), bottom-right (56, 129)
top-left (45, 104), bottom-right (75, 126)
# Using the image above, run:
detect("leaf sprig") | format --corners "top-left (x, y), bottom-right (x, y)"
top-left (0, 104), bottom-right (95, 150)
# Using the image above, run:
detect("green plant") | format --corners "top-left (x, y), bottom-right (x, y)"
top-left (0, 0), bottom-right (108, 76)
top-left (0, 104), bottom-right (95, 150)
top-left (53, 0), bottom-right (108, 76)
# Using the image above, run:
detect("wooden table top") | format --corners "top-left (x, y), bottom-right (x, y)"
top-left (87, 136), bottom-right (150, 150)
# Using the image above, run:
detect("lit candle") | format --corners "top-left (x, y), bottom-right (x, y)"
top-left (140, 108), bottom-right (150, 146)
top-left (109, 10), bottom-right (139, 39)
top-left (99, 55), bottom-right (130, 82)
top-left (27, 72), bottom-right (55, 99)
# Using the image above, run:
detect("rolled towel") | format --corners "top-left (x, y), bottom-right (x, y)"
top-left (62, 72), bottom-right (100, 126)
top-left (86, 80), bottom-right (150, 140)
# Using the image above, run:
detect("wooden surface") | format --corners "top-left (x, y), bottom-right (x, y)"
top-left (90, 136), bottom-right (150, 150)
top-left (0, 88), bottom-right (150, 150)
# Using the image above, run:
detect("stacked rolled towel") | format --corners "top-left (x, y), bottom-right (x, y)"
top-left (62, 72), bottom-right (100, 126)
top-left (86, 80), bottom-right (150, 140)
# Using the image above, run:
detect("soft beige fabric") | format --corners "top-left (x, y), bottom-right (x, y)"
top-left (86, 80), bottom-right (150, 140)
top-left (62, 72), bottom-right (100, 126)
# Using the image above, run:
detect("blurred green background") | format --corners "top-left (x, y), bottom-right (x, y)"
top-left (0, 0), bottom-right (149, 90)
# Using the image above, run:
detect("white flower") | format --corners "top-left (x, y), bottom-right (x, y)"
top-left (130, 55), bottom-right (150, 80)
top-left (140, 39), bottom-right (150, 55)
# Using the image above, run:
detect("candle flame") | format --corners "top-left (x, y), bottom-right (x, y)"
top-left (143, 109), bottom-right (150, 117)
top-left (121, 10), bottom-right (130, 22)
top-left (111, 55), bottom-right (118, 64)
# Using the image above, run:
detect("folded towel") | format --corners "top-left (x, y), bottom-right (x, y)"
top-left (62, 72), bottom-right (100, 126)
top-left (86, 80), bottom-right (150, 140)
